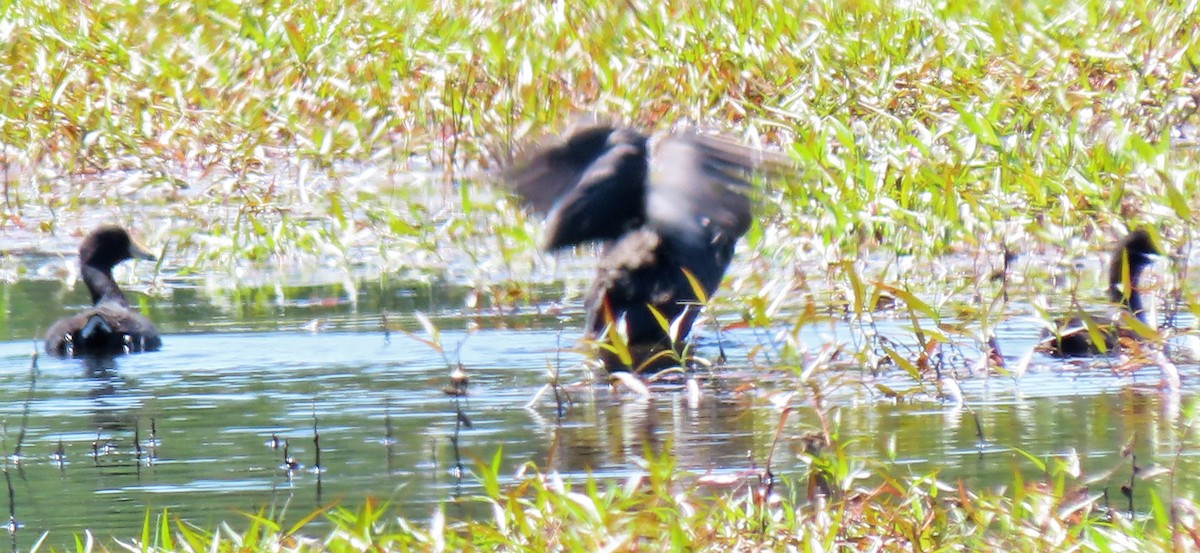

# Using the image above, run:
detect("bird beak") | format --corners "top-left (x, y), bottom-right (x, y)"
top-left (129, 239), bottom-right (157, 262)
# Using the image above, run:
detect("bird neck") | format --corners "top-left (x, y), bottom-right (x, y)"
top-left (1108, 261), bottom-right (1147, 322)
top-left (81, 264), bottom-right (127, 306)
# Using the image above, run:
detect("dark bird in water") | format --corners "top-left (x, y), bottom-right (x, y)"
top-left (45, 226), bottom-right (161, 357)
top-left (1041, 229), bottom-right (1161, 357)
top-left (504, 121), bottom-right (773, 372)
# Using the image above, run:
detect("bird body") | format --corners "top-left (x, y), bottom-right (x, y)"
top-left (44, 226), bottom-right (161, 358)
top-left (1042, 230), bottom-right (1160, 357)
top-left (505, 121), bottom-right (766, 372)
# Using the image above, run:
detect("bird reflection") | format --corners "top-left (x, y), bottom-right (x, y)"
top-left (82, 355), bottom-right (119, 378)
top-left (532, 387), bottom-right (763, 475)
top-left (80, 356), bottom-right (138, 433)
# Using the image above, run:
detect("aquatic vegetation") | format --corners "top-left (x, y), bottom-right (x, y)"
top-left (1, 0), bottom-right (1195, 285)
top-left (1, 0), bottom-right (1200, 549)
top-left (62, 426), bottom-right (1199, 552)
top-left (4, 0), bottom-right (1191, 388)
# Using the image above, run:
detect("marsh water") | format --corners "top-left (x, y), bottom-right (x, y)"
top-left (0, 261), bottom-right (1198, 549)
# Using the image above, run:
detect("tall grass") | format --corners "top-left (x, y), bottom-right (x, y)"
top-left (2, 1), bottom-right (1196, 273)
top-left (4, 1), bottom-right (1200, 548)
top-left (73, 438), bottom-right (1192, 552)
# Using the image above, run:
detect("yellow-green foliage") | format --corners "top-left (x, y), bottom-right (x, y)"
top-left (2, 0), bottom-right (1197, 269)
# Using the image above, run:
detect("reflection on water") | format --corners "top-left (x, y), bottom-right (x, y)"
top-left (0, 278), bottom-right (1197, 549)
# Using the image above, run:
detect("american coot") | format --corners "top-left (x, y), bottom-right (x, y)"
top-left (1041, 230), bottom-right (1161, 357)
top-left (505, 121), bottom-right (768, 372)
top-left (44, 226), bottom-right (162, 357)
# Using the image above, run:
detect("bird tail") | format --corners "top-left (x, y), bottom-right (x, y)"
top-left (80, 314), bottom-right (113, 341)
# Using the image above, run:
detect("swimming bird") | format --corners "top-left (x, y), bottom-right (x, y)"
top-left (1041, 229), bottom-right (1161, 357)
top-left (45, 226), bottom-right (161, 357)
top-left (504, 121), bottom-right (769, 372)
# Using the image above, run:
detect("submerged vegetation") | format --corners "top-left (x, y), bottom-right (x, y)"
top-left (3, 0), bottom-right (1200, 550)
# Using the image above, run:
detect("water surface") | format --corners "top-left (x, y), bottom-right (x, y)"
top-left (0, 275), bottom-right (1196, 549)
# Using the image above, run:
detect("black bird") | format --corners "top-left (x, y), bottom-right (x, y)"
top-left (1041, 229), bottom-right (1161, 357)
top-left (505, 122), bottom-right (768, 372)
top-left (45, 226), bottom-right (161, 357)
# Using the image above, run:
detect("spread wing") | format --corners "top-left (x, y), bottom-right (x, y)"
top-left (643, 132), bottom-right (758, 249)
top-left (504, 124), bottom-right (651, 250)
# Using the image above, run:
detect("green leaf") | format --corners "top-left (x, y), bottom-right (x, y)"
top-left (881, 345), bottom-right (921, 381)
top-left (876, 283), bottom-right (937, 321)
top-left (956, 106), bottom-right (1000, 148)
top-left (285, 21), bottom-right (309, 61)
top-left (1163, 177), bottom-right (1191, 220)
top-left (1009, 446), bottom-right (1047, 473)
top-left (158, 508), bottom-right (173, 550)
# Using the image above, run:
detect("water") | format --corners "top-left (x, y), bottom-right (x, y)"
top-left (0, 275), bottom-right (1197, 549)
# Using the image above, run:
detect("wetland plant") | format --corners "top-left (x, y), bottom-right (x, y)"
top-left (102, 430), bottom-right (1191, 552)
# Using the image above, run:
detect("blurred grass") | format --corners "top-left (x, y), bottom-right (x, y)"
top-left (2, 0), bottom-right (1196, 274)
top-left (2, 0), bottom-right (1197, 379)
top-left (4, 1), bottom-right (1200, 548)
top-left (103, 438), bottom-right (1193, 552)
